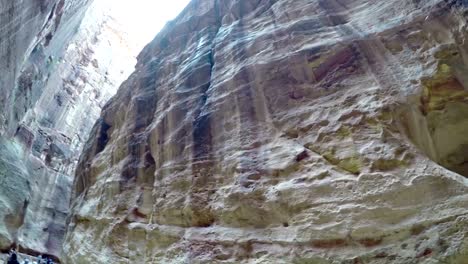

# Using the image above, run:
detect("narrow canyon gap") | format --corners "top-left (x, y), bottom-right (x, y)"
top-left (2, 0), bottom-right (468, 264)
top-left (0, 0), bottom-right (188, 261)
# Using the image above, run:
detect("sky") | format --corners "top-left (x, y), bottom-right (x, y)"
top-left (105, 0), bottom-right (191, 50)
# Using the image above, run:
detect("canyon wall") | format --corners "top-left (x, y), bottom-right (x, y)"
top-left (0, 0), bottom-right (136, 258)
top-left (66, 0), bottom-right (468, 263)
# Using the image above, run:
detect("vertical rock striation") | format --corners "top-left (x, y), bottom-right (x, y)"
top-left (67, 0), bottom-right (468, 263)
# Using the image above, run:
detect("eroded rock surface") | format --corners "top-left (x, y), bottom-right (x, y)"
top-left (66, 0), bottom-right (468, 263)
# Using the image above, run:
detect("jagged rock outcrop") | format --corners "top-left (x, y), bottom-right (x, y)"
top-left (0, 0), bottom-right (136, 258)
top-left (66, 0), bottom-right (468, 263)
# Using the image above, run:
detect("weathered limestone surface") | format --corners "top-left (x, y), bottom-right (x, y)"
top-left (0, 0), bottom-right (136, 258)
top-left (66, 0), bottom-right (468, 263)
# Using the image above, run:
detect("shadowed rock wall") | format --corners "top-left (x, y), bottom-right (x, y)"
top-left (0, 0), bottom-right (136, 259)
top-left (0, 0), bottom-right (92, 254)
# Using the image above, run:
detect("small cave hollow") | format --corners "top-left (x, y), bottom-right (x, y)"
top-left (95, 118), bottom-right (111, 154)
top-left (399, 67), bottom-right (468, 177)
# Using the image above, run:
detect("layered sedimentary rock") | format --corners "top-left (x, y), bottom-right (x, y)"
top-left (0, 0), bottom-right (136, 258)
top-left (66, 0), bottom-right (468, 263)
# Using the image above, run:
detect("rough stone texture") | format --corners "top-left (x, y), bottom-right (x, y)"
top-left (0, 0), bottom-right (136, 259)
top-left (66, 0), bottom-right (468, 263)
top-left (0, 138), bottom-right (30, 251)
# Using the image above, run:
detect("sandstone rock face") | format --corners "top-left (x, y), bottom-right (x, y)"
top-left (66, 0), bottom-right (468, 263)
top-left (0, 0), bottom-right (137, 258)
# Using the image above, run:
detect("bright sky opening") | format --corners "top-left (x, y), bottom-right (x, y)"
top-left (103, 0), bottom-right (191, 51)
